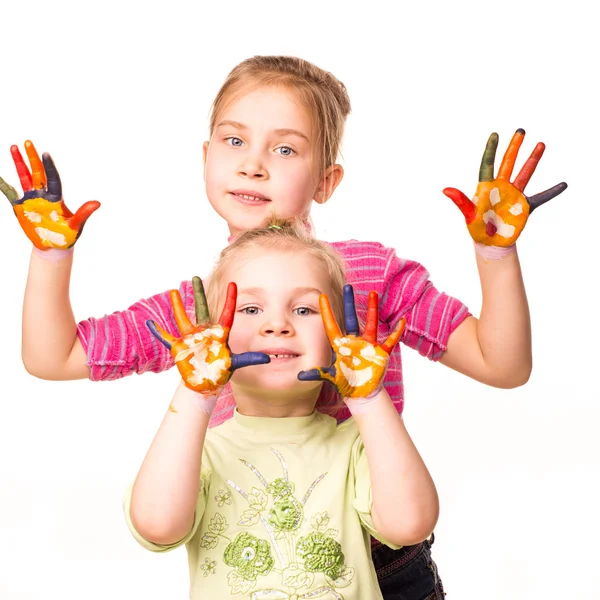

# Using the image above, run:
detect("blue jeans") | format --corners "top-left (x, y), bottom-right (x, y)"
top-left (372, 533), bottom-right (445, 600)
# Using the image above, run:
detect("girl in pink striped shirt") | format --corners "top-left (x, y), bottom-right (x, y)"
top-left (3, 55), bottom-right (566, 599)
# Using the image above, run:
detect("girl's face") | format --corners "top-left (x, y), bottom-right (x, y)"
top-left (203, 86), bottom-right (332, 235)
top-left (223, 247), bottom-right (335, 408)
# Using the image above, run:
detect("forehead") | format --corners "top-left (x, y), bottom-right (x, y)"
top-left (217, 85), bottom-right (313, 133)
top-left (226, 246), bottom-right (331, 293)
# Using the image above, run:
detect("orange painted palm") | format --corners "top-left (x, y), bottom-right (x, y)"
top-left (443, 129), bottom-right (567, 247)
top-left (0, 140), bottom-right (100, 250)
top-left (298, 284), bottom-right (405, 399)
top-left (147, 277), bottom-right (270, 395)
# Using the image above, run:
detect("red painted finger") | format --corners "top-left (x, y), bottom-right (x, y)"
top-left (319, 293), bottom-right (342, 346)
top-left (10, 145), bottom-right (32, 192)
top-left (363, 291), bottom-right (379, 345)
top-left (380, 318), bottom-right (405, 354)
top-left (170, 289), bottom-right (194, 335)
top-left (513, 142), bottom-right (545, 191)
top-left (218, 282), bottom-right (237, 330)
top-left (68, 201), bottom-right (101, 231)
top-left (443, 187), bottom-right (476, 224)
top-left (497, 129), bottom-right (525, 181)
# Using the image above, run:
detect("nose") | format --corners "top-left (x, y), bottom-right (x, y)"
top-left (238, 150), bottom-right (268, 180)
top-left (260, 314), bottom-right (295, 337)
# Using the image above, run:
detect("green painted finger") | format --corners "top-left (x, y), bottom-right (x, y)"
top-left (192, 276), bottom-right (210, 325)
top-left (0, 177), bottom-right (18, 203)
top-left (479, 132), bottom-right (499, 182)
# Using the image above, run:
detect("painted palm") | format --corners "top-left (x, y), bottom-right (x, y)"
top-left (147, 276), bottom-right (270, 394)
top-left (443, 129), bottom-right (567, 247)
top-left (299, 285), bottom-right (405, 399)
top-left (0, 140), bottom-right (100, 249)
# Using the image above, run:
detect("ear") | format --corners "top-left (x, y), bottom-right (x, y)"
top-left (314, 164), bottom-right (344, 205)
top-left (202, 141), bottom-right (210, 181)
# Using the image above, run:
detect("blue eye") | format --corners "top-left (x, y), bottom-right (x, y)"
top-left (240, 306), bottom-right (262, 315)
top-left (293, 307), bottom-right (313, 316)
top-left (276, 146), bottom-right (295, 156)
top-left (226, 137), bottom-right (244, 147)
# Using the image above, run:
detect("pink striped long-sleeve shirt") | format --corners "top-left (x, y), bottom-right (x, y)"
top-left (77, 240), bottom-right (470, 426)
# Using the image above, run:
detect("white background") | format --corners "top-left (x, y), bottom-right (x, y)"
top-left (1, 1), bottom-right (598, 598)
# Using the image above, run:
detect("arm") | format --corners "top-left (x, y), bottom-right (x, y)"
top-left (130, 382), bottom-right (212, 545)
top-left (354, 388), bottom-right (438, 546)
top-left (439, 247), bottom-right (532, 388)
top-left (439, 129), bottom-right (566, 388)
top-left (1, 141), bottom-right (99, 380)
top-left (22, 248), bottom-right (89, 380)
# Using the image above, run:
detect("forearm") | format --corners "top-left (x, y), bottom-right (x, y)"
top-left (21, 248), bottom-right (89, 380)
top-left (353, 391), bottom-right (439, 546)
top-left (130, 383), bottom-right (212, 545)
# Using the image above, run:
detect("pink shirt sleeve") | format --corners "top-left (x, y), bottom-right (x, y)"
top-left (77, 280), bottom-right (195, 381)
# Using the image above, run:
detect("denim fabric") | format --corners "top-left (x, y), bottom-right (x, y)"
top-left (372, 533), bottom-right (445, 600)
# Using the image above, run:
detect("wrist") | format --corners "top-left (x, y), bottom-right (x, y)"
top-left (32, 246), bottom-right (74, 262)
top-left (171, 381), bottom-right (221, 416)
top-left (344, 385), bottom-right (386, 415)
top-left (473, 241), bottom-right (516, 260)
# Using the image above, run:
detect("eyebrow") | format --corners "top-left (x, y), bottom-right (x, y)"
top-left (216, 120), bottom-right (310, 142)
top-left (237, 286), bottom-right (322, 297)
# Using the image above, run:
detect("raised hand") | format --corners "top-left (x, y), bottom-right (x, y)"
top-left (0, 140), bottom-right (100, 250)
top-left (147, 276), bottom-right (270, 395)
top-left (443, 129), bottom-right (567, 247)
top-left (298, 284), bottom-right (405, 400)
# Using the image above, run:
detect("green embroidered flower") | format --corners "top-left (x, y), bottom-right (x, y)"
top-left (223, 532), bottom-right (274, 581)
top-left (268, 498), bottom-right (303, 531)
top-left (266, 477), bottom-right (294, 500)
top-left (215, 489), bottom-right (232, 507)
top-left (296, 532), bottom-right (345, 580)
top-left (200, 557), bottom-right (217, 577)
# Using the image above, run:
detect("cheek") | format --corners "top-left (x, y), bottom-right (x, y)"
top-left (227, 323), bottom-right (251, 355)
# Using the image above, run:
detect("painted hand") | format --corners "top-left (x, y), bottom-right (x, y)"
top-left (147, 276), bottom-right (270, 395)
top-left (443, 129), bottom-right (567, 247)
top-left (298, 284), bottom-right (405, 401)
top-left (0, 140), bottom-right (100, 250)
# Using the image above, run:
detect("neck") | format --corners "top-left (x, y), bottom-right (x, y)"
top-left (230, 383), bottom-right (320, 418)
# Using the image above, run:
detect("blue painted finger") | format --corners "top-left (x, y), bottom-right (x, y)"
top-left (298, 366), bottom-right (336, 381)
top-left (146, 319), bottom-right (173, 350)
top-left (343, 284), bottom-right (359, 335)
top-left (43, 153), bottom-right (62, 201)
top-left (231, 351), bottom-right (271, 371)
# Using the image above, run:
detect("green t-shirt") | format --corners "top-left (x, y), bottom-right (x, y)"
top-left (124, 410), bottom-right (398, 599)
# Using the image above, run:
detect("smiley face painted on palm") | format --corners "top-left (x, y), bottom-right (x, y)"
top-left (147, 276), bottom-right (270, 394)
top-left (0, 141), bottom-right (100, 250)
top-left (443, 129), bottom-right (567, 247)
top-left (298, 284), bottom-right (405, 400)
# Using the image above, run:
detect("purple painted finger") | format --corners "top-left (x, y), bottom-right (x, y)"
top-left (343, 284), bottom-right (359, 336)
top-left (527, 182), bottom-right (568, 212)
top-left (298, 366), bottom-right (336, 381)
top-left (146, 319), bottom-right (173, 350)
top-left (42, 153), bottom-right (62, 201)
top-left (231, 351), bottom-right (270, 371)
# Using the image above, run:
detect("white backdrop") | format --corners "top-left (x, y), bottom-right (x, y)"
top-left (1, 1), bottom-right (598, 599)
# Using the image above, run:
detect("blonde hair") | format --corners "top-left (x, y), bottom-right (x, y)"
top-left (206, 216), bottom-right (347, 327)
top-left (209, 55), bottom-right (351, 175)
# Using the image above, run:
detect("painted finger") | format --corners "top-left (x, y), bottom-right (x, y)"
top-left (527, 182), bottom-right (568, 213)
top-left (363, 291), bottom-right (379, 345)
top-left (68, 201), bottom-right (101, 231)
top-left (10, 145), bottom-right (32, 192)
top-left (230, 351), bottom-right (271, 371)
top-left (0, 177), bottom-right (18, 203)
top-left (24, 140), bottom-right (46, 189)
top-left (192, 276), bottom-right (210, 326)
top-left (497, 129), bottom-right (525, 182)
top-left (218, 282), bottom-right (237, 330)
top-left (319, 293), bottom-right (342, 346)
top-left (343, 284), bottom-right (359, 335)
top-left (443, 187), bottom-right (476, 224)
top-left (298, 366), bottom-right (336, 381)
top-left (42, 153), bottom-right (62, 201)
top-left (513, 142), bottom-right (545, 191)
top-left (170, 289), bottom-right (194, 335)
top-left (380, 318), bottom-right (406, 354)
top-left (146, 319), bottom-right (177, 350)
top-left (479, 132), bottom-right (499, 182)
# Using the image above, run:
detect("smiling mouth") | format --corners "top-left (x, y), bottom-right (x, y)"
top-left (267, 353), bottom-right (299, 360)
top-left (231, 192), bottom-right (271, 203)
